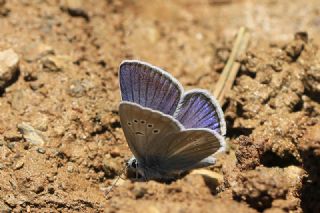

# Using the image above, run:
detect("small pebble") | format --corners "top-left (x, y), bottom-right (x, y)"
top-left (67, 80), bottom-right (86, 97)
top-left (29, 82), bottom-right (44, 91)
top-left (4, 194), bottom-right (18, 208)
top-left (41, 55), bottom-right (67, 72)
top-left (48, 187), bottom-right (55, 194)
top-left (61, 0), bottom-right (89, 21)
top-left (85, 173), bottom-right (91, 180)
top-left (37, 147), bottom-right (46, 154)
top-left (67, 163), bottom-right (74, 173)
top-left (14, 161), bottom-right (24, 170)
top-left (110, 148), bottom-right (121, 158)
top-left (132, 185), bottom-right (148, 199)
top-left (59, 183), bottom-right (67, 191)
top-left (53, 125), bottom-right (65, 136)
top-left (33, 185), bottom-right (44, 194)
top-left (0, 0), bottom-right (10, 17)
top-left (24, 142), bottom-right (30, 150)
top-left (6, 142), bottom-right (15, 150)
top-left (0, 49), bottom-right (20, 92)
top-left (10, 90), bottom-right (28, 112)
top-left (46, 173), bottom-right (55, 183)
top-left (165, 186), bottom-right (182, 193)
top-left (3, 130), bottom-right (21, 142)
top-left (17, 122), bottom-right (45, 145)
top-left (33, 116), bottom-right (49, 132)
top-left (0, 201), bottom-right (11, 212)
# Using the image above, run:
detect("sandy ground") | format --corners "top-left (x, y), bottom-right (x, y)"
top-left (0, 0), bottom-right (319, 212)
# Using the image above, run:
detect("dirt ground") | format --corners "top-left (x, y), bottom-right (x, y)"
top-left (0, 0), bottom-right (320, 212)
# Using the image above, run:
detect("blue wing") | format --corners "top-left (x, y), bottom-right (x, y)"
top-left (173, 90), bottom-right (226, 135)
top-left (119, 60), bottom-right (183, 115)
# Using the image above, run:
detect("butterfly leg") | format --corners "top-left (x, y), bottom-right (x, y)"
top-left (143, 173), bottom-right (148, 182)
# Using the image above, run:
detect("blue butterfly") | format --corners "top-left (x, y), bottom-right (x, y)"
top-left (119, 60), bottom-right (226, 180)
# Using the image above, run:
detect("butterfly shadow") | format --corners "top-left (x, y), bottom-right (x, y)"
top-left (126, 166), bottom-right (190, 184)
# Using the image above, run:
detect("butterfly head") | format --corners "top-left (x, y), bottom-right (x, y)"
top-left (127, 157), bottom-right (138, 170)
top-left (127, 157), bottom-right (148, 179)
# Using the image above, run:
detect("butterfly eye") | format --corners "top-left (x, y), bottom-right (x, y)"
top-left (147, 124), bottom-right (153, 128)
top-left (127, 122), bottom-right (132, 126)
top-left (133, 119), bottom-right (138, 123)
top-left (131, 159), bottom-right (137, 168)
top-left (153, 129), bottom-right (160, 134)
top-left (140, 120), bottom-right (146, 124)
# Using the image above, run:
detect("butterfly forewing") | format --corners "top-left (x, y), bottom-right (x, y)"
top-left (174, 90), bottom-right (226, 135)
top-left (120, 61), bottom-right (183, 115)
top-left (119, 101), bottom-right (182, 164)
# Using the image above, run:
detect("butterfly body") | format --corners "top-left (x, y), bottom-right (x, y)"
top-left (119, 60), bottom-right (226, 181)
top-left (127, 156), bottom-right (181, 180)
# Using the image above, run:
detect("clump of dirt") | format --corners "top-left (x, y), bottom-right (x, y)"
top-left (223, 34), bottom-right (320, 211)
top-left (234, 135), bottom-right (262, 171)
top-left (229, 166), bottom-right (304, 211)
top-left (0, 0), bottom-right (320, 212)
top-left (227, 36), bottom-right (318, 164)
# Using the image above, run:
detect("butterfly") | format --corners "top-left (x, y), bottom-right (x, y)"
top-left (119, 60), bottom-right (226, 180)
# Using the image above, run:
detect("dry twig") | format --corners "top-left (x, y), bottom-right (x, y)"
top-left (214, 27), bottom-right (250, 104)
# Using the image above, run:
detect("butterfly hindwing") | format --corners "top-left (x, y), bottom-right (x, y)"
top-left (119, 60), bottom-right (183, 115)
top-left (158, 128), bottom-right (225, 171)
top-left (174, 90), bottom-right (226, 135)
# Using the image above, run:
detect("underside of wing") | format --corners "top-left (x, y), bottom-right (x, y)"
top-left (119, 60), bottom-right (183, 115)
top-left (189, 156), bottom-right (216, 170)
top-left (174, 90), bottom-right (226, 135)
top-left (119, 101), bottom-right (183, 163)
top-left (158, 128), bottom-right (225, 171)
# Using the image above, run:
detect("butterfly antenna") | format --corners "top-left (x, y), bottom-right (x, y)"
top-left (105, 164), bottom-right (128, 198)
